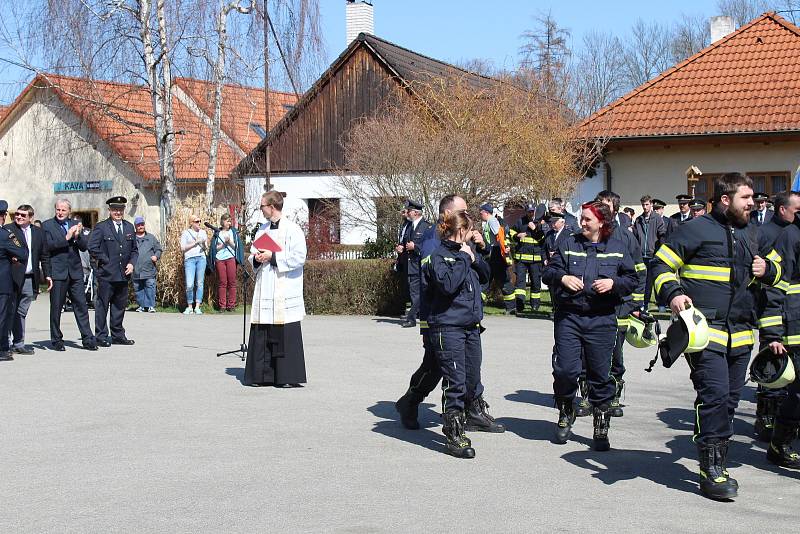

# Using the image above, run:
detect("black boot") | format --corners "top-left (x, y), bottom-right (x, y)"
top-left (592, 405), bottom-right (612, 451)
top-left (575, 378), bottom-right (591, 417)
top-left (698, 442), bottom-right (738, 500)
top-left (466, 396), bottom-right (506, 433)
top-left (395, 390), bottom-right (422, 430)
top-left (609, 379), bottom-right (625, 418)
top-left (718, 439), bottom-right (738, 490)
top-left (530, 299), bottom-right (540, 311)
top-left (754, 395), bottom-right (776, 442)
top-left (767, 421), bottom-right (800, 469)
top-left (442, 411), bottom-right (475, 459)
top-left (554, 396), bottom-right (575, 444)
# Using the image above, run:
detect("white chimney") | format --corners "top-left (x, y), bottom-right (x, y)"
top-left (346, 0), bottom-right (374, 43)
top-left (710, 16), bottom-right (736, 43)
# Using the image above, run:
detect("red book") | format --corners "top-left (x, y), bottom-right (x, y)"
top-left (253, 231), bottom-right (282, 252)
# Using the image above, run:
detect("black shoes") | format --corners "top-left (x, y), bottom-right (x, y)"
top-left (51, 341), bottom-right (66, 351)
top-left (112, 338), bottom-right (135, 345)
top-left (767, 422), bottom-right (800, 469)
top-left (698, 441), bottom-right (738, 500)
top-left (442, 411), bottom-right (475, 459)
top-left (96, 339), bottom-right (111, 348)
top-left (609, 379), bottom-right (625, 418)
top-left (13, 345), bottom-right (34, 355)
top-left (754, 395), bottom-right (777, 442)
top-left (554, 396), bottom-right (576, 444)
top-left (395, 390), bottom-right (422, 430)
top-left (592, 405), bottom-right (612, 451)
top-left (465, 396), bottom-right (505, 433)
top-left (575, 378), bottom-right (591, 417)
top-left (0, 351), bottom-right (13, 361)
top-left (83, 342), bottom-right (98, 351)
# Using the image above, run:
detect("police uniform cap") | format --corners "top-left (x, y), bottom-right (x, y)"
top-left (547, 211), bottom-right (564, 219)
top-left (405, 199), bottom-right (423, 211)
top-left (479, 203), bottom-right (493, 213)
top-left (652, 199), bottom-right (667, 209)
top-left (753, 192), bottom-right (769, 202)
top-left (689, 199), bottom-right (705, 210)
top-left (106, 195), bottom-right (128, 208)
top-left (675, 194), bottom-right (693, 203)
top-left (0, 199), bottom-right (7, 213)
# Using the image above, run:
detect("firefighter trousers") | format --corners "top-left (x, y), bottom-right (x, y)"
top-left (433, 326), bottom-right (484, 413)
top-left (514, 261), bottom-right (542, 310)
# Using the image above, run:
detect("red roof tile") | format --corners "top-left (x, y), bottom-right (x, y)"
top-left (1, 74), bottom-right (294, 183)
top-left (579, 12), bottom-right (800, 139)
top-left (174, 78), bottom-right (297, 154)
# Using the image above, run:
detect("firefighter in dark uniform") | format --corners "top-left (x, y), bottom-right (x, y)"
top-left (688, 198), bottom-right (707, 218)
top-left (755, 191), bottom-right (800, 441)
top-left (0, 200), bottom-right (29, 361)
top-left (543, 201), bottom-right (638, 451)
top-left (88, 196), bottom-right (138, 346)
top-left (761, 194), bottom-right (800, 469)
top-left (509, 203), bottom-right (546, 312)
top-left (595, 191), bottom-right (647, 417)
top-left (479, 203), bottom-right (515, 312)
top-left (651, 173), bottom-right (783, 500)
top-left (670, 194), bottom-right (694, 226)
top-left (423, 209), bottom-right (499, 458)
top-left (399, 200), bottom-right (431, 328)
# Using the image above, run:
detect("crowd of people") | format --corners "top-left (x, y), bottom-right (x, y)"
top-left (393, 175), bottom-right (800, 501)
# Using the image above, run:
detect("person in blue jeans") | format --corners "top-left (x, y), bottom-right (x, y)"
top-left (180, 216), bottom-right (208, 314)
top-left (132, 216), bottom-right (162, 312)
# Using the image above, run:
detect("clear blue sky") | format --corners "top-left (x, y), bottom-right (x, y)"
top-left (0, 0), bottom-right (734, 104)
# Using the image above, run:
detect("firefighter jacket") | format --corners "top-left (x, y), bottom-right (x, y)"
top-left (610, 220), bottom-right (647, 321)
top-left (423, 239), bottom-right (491, 328)
top-left (759, 222), bottom-right (800, 345)
top-left (542, 233), bottom-right (639, 316)
top-left (509, 216), bottom-right (545, 263)
top-left (651, 206), bottom-right (782, 351)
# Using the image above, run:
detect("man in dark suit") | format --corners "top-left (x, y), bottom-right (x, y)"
top-left (653, 198), bottom-right (675, 238)
top-left (5, 204), bottom-right (52, 354)
top-left (43, 199), bottom-right (97, 351)
top-left (751, 192), bottom-right (773, 226)
top-left (88, 196), bottom-right (138, 346)
top-left (670, 194), bottom-right (694, 225)
top-left (400, 199), bottom-right (431, 328)
top-left (1, 200), bottom-right (30, 361)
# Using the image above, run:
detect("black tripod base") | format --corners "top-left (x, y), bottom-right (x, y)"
top-left (217, 343), bottom-right (247, 361)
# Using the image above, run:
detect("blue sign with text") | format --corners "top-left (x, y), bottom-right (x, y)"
top-left (53, 180), bottom-right (113, 193)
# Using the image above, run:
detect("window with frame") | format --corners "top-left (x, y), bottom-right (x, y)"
top-left (747, 172), bottom-right (789, 197)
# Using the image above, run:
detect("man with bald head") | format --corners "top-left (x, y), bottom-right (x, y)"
top-left (42, 199), bottom-right (97, 351)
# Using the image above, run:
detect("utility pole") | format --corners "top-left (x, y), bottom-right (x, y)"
top-left (263, 0), bottom-right (271, 191)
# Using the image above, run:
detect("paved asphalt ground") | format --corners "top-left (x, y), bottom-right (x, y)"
top-left (2, 297), bottom-right (799, 533)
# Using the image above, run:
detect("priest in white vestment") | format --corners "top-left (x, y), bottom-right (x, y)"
top-left (244, 191), bottom-right (308, 387)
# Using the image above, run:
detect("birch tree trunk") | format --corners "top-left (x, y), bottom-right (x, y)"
top-left (157, 0), bottom-right (178, 221)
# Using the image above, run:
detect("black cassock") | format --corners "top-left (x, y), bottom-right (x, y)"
top-left (244, 321), bottom-right (306, 386)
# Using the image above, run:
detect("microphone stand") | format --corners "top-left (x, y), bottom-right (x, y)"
top-left (216, 220), bottom-right (252, 362)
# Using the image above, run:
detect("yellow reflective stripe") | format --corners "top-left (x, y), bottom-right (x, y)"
top-left (681, 264), bottom-right (731, 282)
top-left (655, 245), bottom-right (684, 270)
top-left (783, 334), bottom-right (800, 346)
top-left (758, 316), bottom-right (783, 328)
top-left (597, 252), bottom-right (624, 258)
top-left (421, 255), bottom-right (431, 265)
top-left (787, 284), bottom-right (800, 295)
top-left (635, 263), bottom-right (647, 272)
top-left (654, 272), bottom-right (679, 294)
top-left (514, 289), bottom-right (527, 296)
top-left (778, 280), bottom-right (791, 292)
top-left (631, 293), bottom-right (645, 302)
top-left (617, 317), bottom-right (630, 328)
top-left (508, 229), bottom-right (518, 236)
top-left (565, 250), bottom-right (587, 257)
top-left (707, 328), bottom-right (729, 348)
top-left (514, 253), bottom-right (541, 261)
top-left (519, 237), bottom-right (540, 244)
top-left (530, 292), bottom-right (541, 299)
top-left (419, 320), bottom-right (429, 329)
top-left (730, 330), bottom-right (755, 348)
top-left (767, 249), bottom-right (782, 263)
top-left (481, 292), bottom-right (487, 302)
top-left (503, 293), bottom-right (516, 301)
top-left (772, 259), bottom-right (783, 287)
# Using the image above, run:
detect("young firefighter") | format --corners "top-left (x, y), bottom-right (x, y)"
top-left (423, 210), bottom-right (493, 458)
top-left (650, 173), bottom-right (783, 500)
top-left (543, 201), bottom-right (638, 451)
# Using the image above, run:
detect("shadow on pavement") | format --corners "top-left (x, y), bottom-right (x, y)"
top-left (498, 416), bottom-right (594, 447)
top-left (505, 389), bottom-right (554, 409)
top-left (367, 401), bottom-right (445, 453)
top-left (225, 367), bottom-right (245, 384)
top-left (371, 318), bottom-right (406, 325)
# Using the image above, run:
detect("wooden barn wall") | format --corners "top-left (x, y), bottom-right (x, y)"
top-left (269, 47), bottom-right (399, 173)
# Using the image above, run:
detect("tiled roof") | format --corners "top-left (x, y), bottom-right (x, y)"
top-left (579, 12), bottom-right (800, 139)
top-left (0, 74), bottom-right (293, 183)
top-left (174, 78), bottom-right (297, 153)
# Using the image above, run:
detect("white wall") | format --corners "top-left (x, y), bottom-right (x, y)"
top-left (607, 139), bottom-right (800, 214)
top-left (260, 173), bottom-right (376, 245)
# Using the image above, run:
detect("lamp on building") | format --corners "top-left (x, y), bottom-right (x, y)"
top-left (686, 165), bottom-right (702, 199)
